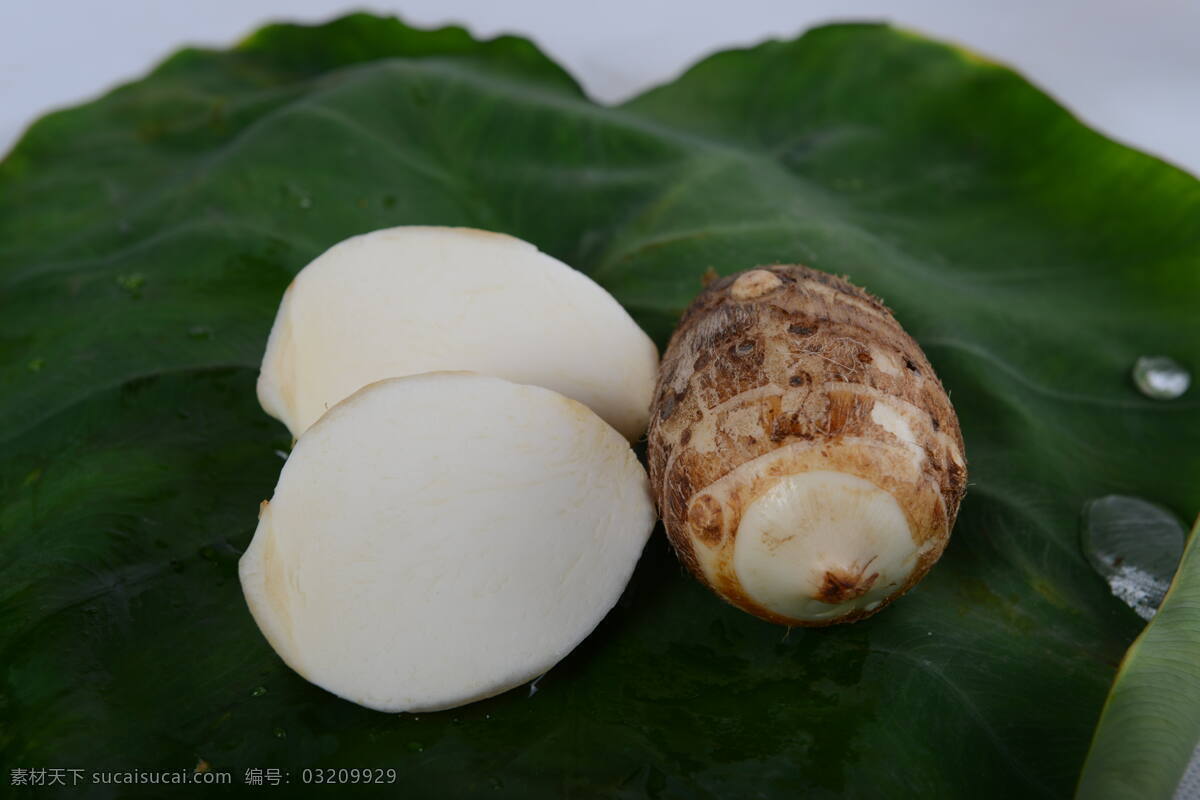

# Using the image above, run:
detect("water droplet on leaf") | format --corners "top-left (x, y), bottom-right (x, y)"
top-left (282, 182), bottom-right (313, 210)
top-left (273, 727), bottom-right (287, 739)
top-left (1080, 495), bottom-right (1186, 620)
top-left (1132, 355), bottom-right (1190, 400)
top-left (251, 686), bottom-right (268, 697)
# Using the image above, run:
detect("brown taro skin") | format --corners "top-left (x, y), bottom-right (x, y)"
top-left (646, 265), bottom-right (968, 626)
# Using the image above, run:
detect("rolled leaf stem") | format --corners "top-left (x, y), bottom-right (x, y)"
top-left (1077, 517), bottom-right (1200, 800)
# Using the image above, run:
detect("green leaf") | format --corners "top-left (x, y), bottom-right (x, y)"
top-left (2, 13), bottom-right (1198, 798)
top-left (1077, 516), bottom-right (1200, 799)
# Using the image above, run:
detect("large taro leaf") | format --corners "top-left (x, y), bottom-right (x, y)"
top-left (2, 13), bottom-right (1199, 799)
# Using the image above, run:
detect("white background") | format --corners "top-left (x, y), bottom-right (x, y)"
top-left (2, 0), bottom-right (1199, 174)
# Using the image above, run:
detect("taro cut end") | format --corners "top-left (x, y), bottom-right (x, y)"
top-left (733, 471), bottom-right (925, 623)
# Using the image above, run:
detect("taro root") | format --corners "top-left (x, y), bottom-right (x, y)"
top-left (240, 372), bottom-right (655, 712)
top-left (647, 266), bottom-right (967, 625)
top-left (257, 226), bottom-right (658, 440)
